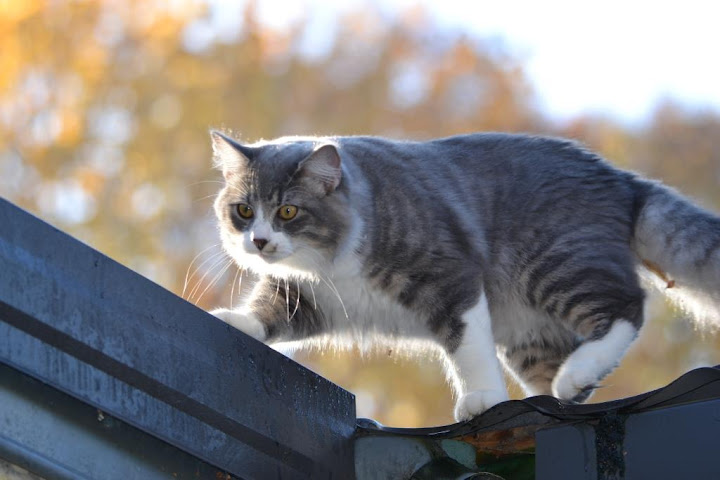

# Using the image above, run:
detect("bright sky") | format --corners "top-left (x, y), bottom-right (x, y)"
top-left (249, 0), bottom-right (720, 124)
top-left (421, 0), bottom-right (720, 123)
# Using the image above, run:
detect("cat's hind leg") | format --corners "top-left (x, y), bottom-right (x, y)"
top-left (545, 278), bottom-right (643, 402)
top-left (447, 292), bottom-right (509, 422)
top-left (548, 269), bottom-right (645, 402)
top-left (552, 319), bottom-right (638, 402)
top-left (500, 333), bottom-right (578, 398)
top-left (523, 243), bottom-right (646, 402)
top-left (502, 316), bottom-right (639, 403)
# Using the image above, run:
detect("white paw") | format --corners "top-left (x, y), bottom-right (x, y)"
top-left (551, 365), bottom-right (598, 401)
top-left (454, 389), bottom-right (509, 422)
top-left (552, 321), bottom-right (636, 401)
top-left (211, 308), bottom-right (266, 341)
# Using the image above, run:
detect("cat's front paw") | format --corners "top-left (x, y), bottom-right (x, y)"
top-left (454, 389), bottom-right (508, 422)
top-left (211, 308), bottom-right (267, 342)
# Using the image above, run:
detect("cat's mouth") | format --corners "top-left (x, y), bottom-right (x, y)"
top-left (258, 251), bottom-right (280, 263)
top-left (254, 248), bottom-right (292, 264)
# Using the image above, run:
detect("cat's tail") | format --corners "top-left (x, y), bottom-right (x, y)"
top-left (632, 180), bottom-right (720, 328)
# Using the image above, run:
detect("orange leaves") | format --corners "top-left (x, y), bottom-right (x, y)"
top-left (56, 109), bottom-right (83, 147)
top-left (0, 0), bottom-right (42, 23)
top-left (0, 0), bottom-right (42, 92)
top-left (166, 56), bottom-right (228, 89)
top-left (74, 167), bottom-right (105, 197)
top-left (73, 42), bottom-right (109, 85)
top-left (0, 35), bottom-right (23, 91)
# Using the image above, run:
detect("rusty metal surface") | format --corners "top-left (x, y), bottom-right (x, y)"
top-left (0, 197), bottom-right (356, 480)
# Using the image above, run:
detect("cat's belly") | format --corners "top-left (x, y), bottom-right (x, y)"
top-left (310, 275), bottom-right (431, 346)
top-left (490, 302), bottom-right (575, 349)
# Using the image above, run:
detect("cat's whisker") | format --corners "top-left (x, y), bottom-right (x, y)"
top-left (285, 247), bottom-right (340, 317)
top-left (183, 244), bottom-right (221, 294)
top-left (187, 254), bottom-right (231, 301)
top-left (193, 193), bottom-right (221, 203)
top-left (185, 248), bottom-right (226, 284)
top-left (182, 244), bottom-right (222, 298)
top-left (305, 253), bottom-right (350, 320)
top-left (203, 178), bottom-right (248, 200)
top-left (225, 184), bottom-right (249, 197)
top-left (230, 265), bottom-right (242, 310)
top-left (194, 259), bottom-right (234, 305)
top-left (284, 277), bottom-right (290, 323)
top-left (290, 278), bottom-right (301, 320)
top-left (186, 180), bottom-right (227, 187)
top-left (272, 279), bottom-right (281, 305)
top-left (187, 256), bottom-right (228, 302)
top-left (186, 179), bottom-right (235, 202)
top-left (186, 252), bottom-right (228, 299)
top-left (230, 187), bottom-right (245, 197)
top-left (319, 273), bottom-right (349, 320)
top-left (309, 281), bottom-right (317, 310)
top-left (296, 246), bottom-right (329, 271)
top-left (192, 264), bottom-right (231, 306)
top-left (238, 268), bottom-right (246, 300)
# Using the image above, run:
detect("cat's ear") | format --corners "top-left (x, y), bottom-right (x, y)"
top-left (296, 144), bottom-right (342, 195)
top-left (210, 130), bottom-right (253, 180)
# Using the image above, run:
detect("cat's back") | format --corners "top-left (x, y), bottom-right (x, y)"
top-left (337, 132), bottom-right (614, 176)
top-left (336, 133), bottom-right (628, 204)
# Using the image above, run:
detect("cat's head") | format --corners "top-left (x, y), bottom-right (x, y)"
top-left (211, 131), bottom-right (352, 278)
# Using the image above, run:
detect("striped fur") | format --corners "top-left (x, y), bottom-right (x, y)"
top-left (209, 131), bottom-right (720, 421)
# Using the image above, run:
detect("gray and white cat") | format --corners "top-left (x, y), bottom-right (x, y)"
top-left (209, 131), bottom-right (720, 422)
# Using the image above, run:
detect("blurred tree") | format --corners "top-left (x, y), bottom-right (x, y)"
top-left (636, 100), bottom-right (720, 206)
top-left (1, 0), bottom-right (718, 427)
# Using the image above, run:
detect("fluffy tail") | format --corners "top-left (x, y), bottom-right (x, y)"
top-left (633, 180), bottom-right (720, 328)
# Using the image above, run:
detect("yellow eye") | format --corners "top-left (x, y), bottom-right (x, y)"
top-left (277, 205), bottom-right (298, 220)
top-left (236, 203), bottom-right (254, 219)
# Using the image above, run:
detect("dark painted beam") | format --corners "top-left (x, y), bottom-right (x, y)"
top-left (535, 399), bottom-right (720, 480)
top-left (535, 423), bottom-right (596, 480)
top-left (0, 197), bottom-right (355, 479)
top-left (0, 363), bottom-right (235, 480)
top-left (624, 399), bottom-right (720, 479)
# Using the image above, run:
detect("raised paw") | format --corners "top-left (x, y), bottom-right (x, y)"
top-left (551, 365), bottom-right (601, 402)
top-left (454, 389), bottom-right (509, 422)
top-left (210, 308), bottom-right (266, 341)
top-left (552, 320), bottom-right (635, 402)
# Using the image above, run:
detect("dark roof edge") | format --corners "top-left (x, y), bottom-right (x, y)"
top-left (0, 197), bottom-right (355, 479)
top-left (357, 364), bottom-right (720, 438)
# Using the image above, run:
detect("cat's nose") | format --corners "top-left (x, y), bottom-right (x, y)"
top-left (252, 238), bottom-right (269, 251)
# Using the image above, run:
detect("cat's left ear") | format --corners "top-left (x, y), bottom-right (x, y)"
top-left (295, 144), bottom-right (342, 195)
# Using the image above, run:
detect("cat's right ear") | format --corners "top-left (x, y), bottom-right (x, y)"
top-left (210, 130), bottom-right (253, 181)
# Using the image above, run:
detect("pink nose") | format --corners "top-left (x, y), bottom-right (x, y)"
top-left (252, 238), bottom-right (268, 251)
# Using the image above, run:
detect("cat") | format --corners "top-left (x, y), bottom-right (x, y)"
top-left (208, 130), bottom-right (720, 422)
